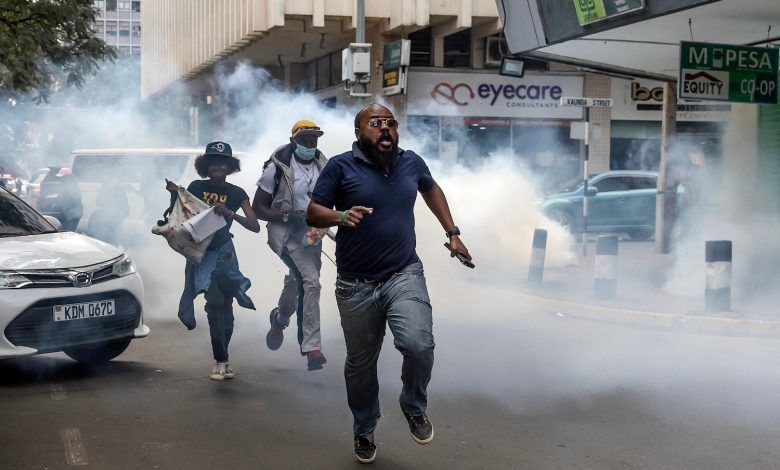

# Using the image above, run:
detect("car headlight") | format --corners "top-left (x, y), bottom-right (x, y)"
top-left (0, 273), bottom-right (32, 289)
top-left (112, 254), bottom-right (137, 277)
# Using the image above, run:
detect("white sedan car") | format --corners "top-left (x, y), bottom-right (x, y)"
top-left (0, 186), bottom-right (149, 363)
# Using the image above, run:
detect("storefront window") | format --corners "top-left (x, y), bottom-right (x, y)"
top-left (610, 120), bottom-right (723, 171)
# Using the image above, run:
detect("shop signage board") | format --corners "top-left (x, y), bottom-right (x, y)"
top-left (611, 78), bottom-right (730, 122)
top-left (678, 41), bottom-right (779, 104)
top-left (406, 71), bottom-right (584, 119)
top-left (573, 0), bottom-right (644, 26)
top-left (382, 39), bottom-right (410, 96)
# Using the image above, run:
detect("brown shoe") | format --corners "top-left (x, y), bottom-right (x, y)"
top-left (306, 350), bottom-right (327, 371)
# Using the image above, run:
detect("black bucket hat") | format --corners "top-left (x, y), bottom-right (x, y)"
top-left (203, 141), bottom-right (233, 158)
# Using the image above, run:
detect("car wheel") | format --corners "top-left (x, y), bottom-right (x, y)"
top-left (627, 228), bottom-right (654, 241)
top-left (63, 338), bottom-right (132, 364)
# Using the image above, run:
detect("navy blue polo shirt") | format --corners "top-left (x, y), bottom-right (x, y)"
top-left (311, 142), bottom-right (435, 281)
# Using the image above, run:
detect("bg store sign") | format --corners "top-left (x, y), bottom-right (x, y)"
top-left (407, 71), bottom-right (584, 119)
top-left (611, 78), bottom-right (731, 122)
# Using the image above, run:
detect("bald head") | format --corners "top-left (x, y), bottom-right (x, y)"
top-left (354, 103), bottom-right (393, 129)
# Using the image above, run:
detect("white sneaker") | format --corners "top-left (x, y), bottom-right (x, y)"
top-left (210, 362), bottom-right (227, 381)
top-left (224, 363), bottom-right (235, 379)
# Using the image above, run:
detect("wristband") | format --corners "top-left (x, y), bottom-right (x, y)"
top-left (339, 210), bottom-right (348, 225)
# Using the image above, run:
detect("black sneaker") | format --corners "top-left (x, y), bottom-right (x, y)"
top-left (402, 410), bottom-right (434, 445)
top-left (266, 308), bottom-right (284, 350)
top-left (353, 435), bottom-right (376, 464)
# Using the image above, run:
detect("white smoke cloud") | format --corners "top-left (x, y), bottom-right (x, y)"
top-left (10, 60), bottom-right (780, 431)
top-left (664, 115), bottom-right (780, 313)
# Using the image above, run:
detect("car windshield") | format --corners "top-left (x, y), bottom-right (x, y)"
top-left (0, 188), bottom-right (56, 237)
top-left (556, 177), bottom-right (584, 193)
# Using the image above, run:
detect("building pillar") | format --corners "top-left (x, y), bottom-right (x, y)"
top-left (431, 18), bottom-right (462, 68)
top-left (655, 82), bottom-right (677, 254)
top-left (723, 104), bottom-right (761, 205)
top-left (584, 73), bottom-right (611, 173)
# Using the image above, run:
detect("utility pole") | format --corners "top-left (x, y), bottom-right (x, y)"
top-left (354, 0), bottom-right (366, 96)
top-left (560, 96), bottom-right (613, 256)
top-left (655, 82), bottom-right (677, 253)
top-left (356, 0), bottom-right (365, 43)
top-left (581, 106), bottom-right (591, 257)
top-left (342, 0), bottom-right (371, 98)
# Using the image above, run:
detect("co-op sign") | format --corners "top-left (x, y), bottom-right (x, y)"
top-left (679, 41), bottom-right (779, 104)
top-left (407, 71), bottom-right (584, 119)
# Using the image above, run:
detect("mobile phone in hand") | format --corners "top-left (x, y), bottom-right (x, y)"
top-left (444, 242), bottom-right (475, 268)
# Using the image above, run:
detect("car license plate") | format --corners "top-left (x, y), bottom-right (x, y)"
top-left (53, 300), bottom-right (115, 322)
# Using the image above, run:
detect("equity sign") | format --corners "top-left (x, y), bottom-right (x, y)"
top-left (679, 41), bottom-right (779, 104)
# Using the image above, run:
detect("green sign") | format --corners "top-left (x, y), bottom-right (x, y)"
top-left (383, 41), bottom-right (403, 71)
top-left (573, 0), bottom-right (644, 26)
top-left (382, 40), bottom-right (410, 95)
top-left (679, 41), bottom-right (779, 104)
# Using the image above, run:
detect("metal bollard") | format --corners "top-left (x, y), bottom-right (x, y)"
top-left (528, 229), bottom-right (547, 286)
top-left (594, 235), bottom-right (618, 299)
top-left (705, 240), bottom-right (732, 312)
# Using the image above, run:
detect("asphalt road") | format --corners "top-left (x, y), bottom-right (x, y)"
top-left (3, 282), bottom-right (780, 469)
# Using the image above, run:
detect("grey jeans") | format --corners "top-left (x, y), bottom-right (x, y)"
top-left (276, 242), bottom-right (323, 353)
top-left (335, 261), bottom-right (435, 438)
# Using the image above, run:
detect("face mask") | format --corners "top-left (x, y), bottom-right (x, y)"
top-left (294, 145), bottom-right (317, 161)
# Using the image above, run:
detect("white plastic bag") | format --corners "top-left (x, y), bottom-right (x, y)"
top-left (151, 185), bottom-right (214, 264)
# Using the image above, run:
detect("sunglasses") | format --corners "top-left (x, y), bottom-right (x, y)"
top-left (367, 118), bottom-right (398, 129)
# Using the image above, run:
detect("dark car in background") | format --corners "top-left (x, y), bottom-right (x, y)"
top-left (36, 167), bottom-right (82, 232)
top-left (540, 170), bottom-right (658, 240)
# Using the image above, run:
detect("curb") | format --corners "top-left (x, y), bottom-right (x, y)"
top-left (515, 291), bottom-right (780, 339)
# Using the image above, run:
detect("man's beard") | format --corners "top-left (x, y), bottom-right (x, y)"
top-left (359, 133), bottom-right (397, 168)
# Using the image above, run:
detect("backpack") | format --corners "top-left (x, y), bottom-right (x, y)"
top-left (262, 144), bottom-right (295, 199)
top-left (262, 158), bottom-right (285, 200)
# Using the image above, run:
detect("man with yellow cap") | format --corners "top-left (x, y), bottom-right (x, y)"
top-left (252, 120), bottom-right (328, 370)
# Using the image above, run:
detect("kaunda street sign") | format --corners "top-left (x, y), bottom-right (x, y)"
top-left (559, 97), bottom-right (614, 108)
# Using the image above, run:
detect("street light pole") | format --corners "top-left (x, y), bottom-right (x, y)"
top-left (356, 0), bottom-right (365, 43)
top-left (581, 106), bottom-right (590, 257)
top-left (354, 0), bottom-right (367, 96)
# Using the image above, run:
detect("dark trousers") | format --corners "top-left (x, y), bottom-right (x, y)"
top-left (205, 275), bottom-right (234, 362)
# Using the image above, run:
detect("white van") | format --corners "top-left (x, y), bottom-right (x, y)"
top-left (68, 148), bottom-right (255, 239)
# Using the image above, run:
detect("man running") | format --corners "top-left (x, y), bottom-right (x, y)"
top-left (306, 104), bottom-right (471, 463)
top-left (253, 120), bottom-right (328, 371)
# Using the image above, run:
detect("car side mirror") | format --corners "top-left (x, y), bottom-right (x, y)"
top-left (43, 215), bottom-right (61, 231)
top-left (585, 187), bottom-right (598, 197)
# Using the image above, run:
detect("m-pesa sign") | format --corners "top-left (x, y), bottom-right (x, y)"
top-left (679, 41), bottom-right (779, 104)
top-left (407, 71), bottom-right (584, 119)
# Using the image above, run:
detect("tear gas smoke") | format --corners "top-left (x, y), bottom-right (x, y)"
top-left (664, 114), bottom-right (780, 312)
top-left (8, 61), bottom-right (780, 430)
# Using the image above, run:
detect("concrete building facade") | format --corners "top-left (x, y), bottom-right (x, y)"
top-left (140, 0), bottom-right (728, 180)
top-left (93, 0), bottom-right (142, 56)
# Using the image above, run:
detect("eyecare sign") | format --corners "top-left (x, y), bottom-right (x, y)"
top-left (407, 71), bottom-right (584, 119)
top-left (678, 41), bottom-right (779, 104)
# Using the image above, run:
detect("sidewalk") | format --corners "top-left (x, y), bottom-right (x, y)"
top-left (517, 239), bottom-right (780, 338)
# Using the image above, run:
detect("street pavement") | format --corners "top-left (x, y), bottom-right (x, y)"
top-left (3, 274), bottom-right (780, 470)
top-left (521, 239), bottom-right (780, 337)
